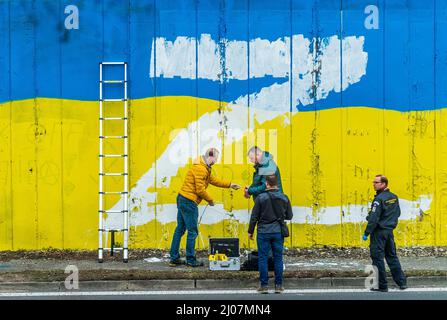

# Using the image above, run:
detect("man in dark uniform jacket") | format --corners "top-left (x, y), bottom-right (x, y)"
top-left (363, 174), bottom-right (407, 292)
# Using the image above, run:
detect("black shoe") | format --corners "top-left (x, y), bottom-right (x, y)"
top-left (399, 285), bottom-right (408, 290)
top-left (186, 260), bottom-right (204, 267)
top-left (370, 287), bottom-right (388, 292)
top-left (168, 259), bottom-right (184, 267)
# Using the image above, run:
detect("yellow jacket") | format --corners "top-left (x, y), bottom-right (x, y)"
top-left (179, 156), bottom-right (231, 204)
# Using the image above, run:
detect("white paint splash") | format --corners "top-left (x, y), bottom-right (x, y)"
top-left (106, 33), bottom-right (370, 230)
top-left (106, 195), bottom-right (432, 229)
top-left (150, 34), bottom-right (368, 111)
top-left (150, 34), bottom-right (292, 81)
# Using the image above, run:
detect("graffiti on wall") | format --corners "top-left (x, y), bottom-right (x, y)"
top-left (0, 0), bottom-right (446, 250)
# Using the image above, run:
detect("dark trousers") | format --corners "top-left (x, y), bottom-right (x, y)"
top-left (370, 228), bottom-right (407, 289)
top-left (257, 232), bottom-right (284, 287)
top-left (169, 194), bottom-right (199, 264)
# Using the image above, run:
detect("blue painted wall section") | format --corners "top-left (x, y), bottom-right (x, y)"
top-left (0, 0), bottom-right (445, 111)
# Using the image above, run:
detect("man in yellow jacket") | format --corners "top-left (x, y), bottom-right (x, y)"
top-left (169, 147), bottom-right (240, 267)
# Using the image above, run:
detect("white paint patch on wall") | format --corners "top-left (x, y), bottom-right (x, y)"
top-left (150, 33), bottom-right (367, 124)
top-left (105, 33), bottom-right (369, 230)
top-left (150, 34), bottom-right (292, 81)
top-left (105, 196), bottom-right (432, 229)
top-left (150, 34), bottom-right (368, 111)
top-left (295, 195), bottom-right (432, 225)
top-left (240, 34), bottom-right (368, 119)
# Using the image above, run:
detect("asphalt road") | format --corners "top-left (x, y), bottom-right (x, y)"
top-left (1, 288), bottom-right (447, 300)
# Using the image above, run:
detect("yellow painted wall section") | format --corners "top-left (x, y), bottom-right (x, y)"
top-left (0, 97), bottom-right (446, 250)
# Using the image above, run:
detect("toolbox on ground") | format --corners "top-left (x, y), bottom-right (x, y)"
top-left (208, 238), bottom-right (240, 271)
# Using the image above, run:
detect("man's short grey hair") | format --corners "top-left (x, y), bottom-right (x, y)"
top-left (247, 146), bottom-right (263, 156)
top-left (204, 147), bottom-right (220, 159)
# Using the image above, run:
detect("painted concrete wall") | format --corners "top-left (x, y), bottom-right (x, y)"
top-left (1, 0), bottom-right (447, 250)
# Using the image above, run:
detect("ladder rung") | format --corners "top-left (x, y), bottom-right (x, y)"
top-left (101, 99), bottom-right (127, 102)
top-left (99, 62), bottom-right (129, 260)
top-left (100, 117), bottom-right (128, 121)
top-left (99, 136), bottom-right (128, 139)
top-left (101, 80), bottom-right (126, 84)
top-left (99, 191), bottom-right (129, 195)
top-left (99, 154), bottom-right (128, 158)
top-left (100, 62), bottom-right (126, 65)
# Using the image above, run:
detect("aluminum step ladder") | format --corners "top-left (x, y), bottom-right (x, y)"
top-left (98, 61), bottom-right (129, 263)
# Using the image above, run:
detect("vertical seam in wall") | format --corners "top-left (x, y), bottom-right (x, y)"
top-left (218, 0), bottom-right (227, 217)
top-left (289, 0), bottom-right (293, 246)
top-left (311, 2), bottom-right (320, 246)
top-left (340, 0), bottom-right (344, 247)
top-left (408, 1), bottom-right (415, 245)
top-left (8, 0), bottom-right (14, 250)
top-left (59, 0), bottom-right (64, 248)
top-left (195, 0), bottom-right (199, 162)
top-left (247, 0), bottom-right (251, 249)
top-left (433, 0), bottom-right (438, 245)
top-left (382, 0), bottom-right (386, 175)
top-left (102, 0), bottom-right (105, 62)
top-left (32, 0), bottom-right (39, 250)
top-left (153, 0), bottom-right (158, 243)
top-left (219, 0), bottom-right (224, 237)
top-left (194, 0), bottom-right (199, 246)
top-left (128, 0), bottom-right (131, 76)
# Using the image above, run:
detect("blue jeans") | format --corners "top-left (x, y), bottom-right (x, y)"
top-left (257, 232), bottom-right (284, 287)
top-left (169, 194), bottom-right (199, 264)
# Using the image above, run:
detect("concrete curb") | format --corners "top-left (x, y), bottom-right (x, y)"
top-left (0, 276), bottom-right (446, 292)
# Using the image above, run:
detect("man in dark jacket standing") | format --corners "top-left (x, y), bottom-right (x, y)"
top-left (248, 175), bottom-right (293, 294)
top-left (363, 174), bottom-right (407, 292)
top-left (245, 146), bottom-right (283, 201)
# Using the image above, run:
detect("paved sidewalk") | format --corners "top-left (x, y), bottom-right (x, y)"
top-left (0, 248), bottom-right (447, 291)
